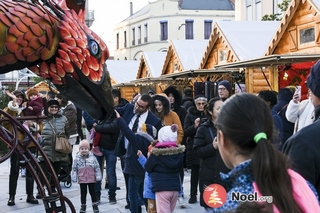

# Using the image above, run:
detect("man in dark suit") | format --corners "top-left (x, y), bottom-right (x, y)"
top-left (116, 94), bottom-right (162, 213)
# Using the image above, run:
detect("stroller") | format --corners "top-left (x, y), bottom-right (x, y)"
top-left (58, 160), bottom-right (72, 188)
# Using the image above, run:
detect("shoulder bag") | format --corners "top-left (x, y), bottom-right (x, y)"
top-left (49, 122), bottom-right (72, 154)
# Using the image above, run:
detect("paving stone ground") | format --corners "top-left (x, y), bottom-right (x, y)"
top-left (0, 145), bottom-right (203, 213)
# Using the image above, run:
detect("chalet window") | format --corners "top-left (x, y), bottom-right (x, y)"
top-left (144, 23), bottom-right (148, 43)
top-left (124, 31), bottom-right (127, 48)
top-left (186, 20), bottom-right (194, 39)
top-left (219, 49), bottom-right (227, 62)
top-left (160, 21), bottom-right (168, 41)
top-left (132, 27), bottom-right (135, 46)
top-left (116, 33), bottom-right (119, 49)
top-left (246, 0), bottom-right (252, 21)
top-left (300, 27), bottom-right (315, 44)
top-left (204, 20), bottom-right (212, 39)
top-left (138, 25), bottom-right (141, 45)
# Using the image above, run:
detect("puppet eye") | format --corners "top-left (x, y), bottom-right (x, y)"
top-left (88, 40), bottom-right (99, 56)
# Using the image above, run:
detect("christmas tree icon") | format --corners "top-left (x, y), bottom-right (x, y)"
top-left (208, 186), bottom-right (223, 205)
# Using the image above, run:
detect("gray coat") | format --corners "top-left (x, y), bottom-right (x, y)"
top-left (39, 113), bottom-right (69, 162)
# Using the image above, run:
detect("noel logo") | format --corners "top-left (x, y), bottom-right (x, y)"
top-left (203, 184), bottom-right (227, 208)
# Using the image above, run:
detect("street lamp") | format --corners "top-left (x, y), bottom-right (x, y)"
top-left (178, 23), bottom-right (186, 40)
top-left (15, 69), bottom-right (37, 90)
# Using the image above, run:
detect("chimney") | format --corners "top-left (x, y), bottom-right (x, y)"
top-left (130, 2), bottom-right (133, 16)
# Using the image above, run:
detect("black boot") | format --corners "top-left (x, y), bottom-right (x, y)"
top-left (92, 203), bottom-right (99, 213)
top-left (26, 195), bottom-right (39, 204)
top-left (188, 195), bottom-right (197, 204)
top-left (7, 195), bottom-right (15, 206)
top-left (80, 204), bottom-right (86, 213)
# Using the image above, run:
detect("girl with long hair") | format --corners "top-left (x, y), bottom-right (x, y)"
top-left (213, 93), bottom-right (319, 212)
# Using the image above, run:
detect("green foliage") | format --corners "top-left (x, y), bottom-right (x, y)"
top-left (0, 85), bottom-right (15, 156)
top-left (32, 76), bottom-right (45, 85)
top-left (0, 85), bottom-right (15, 109)
top-left (261, 0), bottom-right (292, 21)
top-left (262, 14), bottom-right (282, 21)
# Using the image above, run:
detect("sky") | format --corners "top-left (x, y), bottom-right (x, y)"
top-left (88, 0), bottom-right (154, 56)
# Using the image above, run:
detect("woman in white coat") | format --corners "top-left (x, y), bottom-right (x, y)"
top-left (285, 88), bottom-right (314, 134)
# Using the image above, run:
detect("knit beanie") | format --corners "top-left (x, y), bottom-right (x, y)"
top-left (218, 80), bottom-right (232, 94)
top-left (140, 123), bottom-right (157, 139)
top-left (183, 87), bottom-right (193, 96)
top-left (307, 61), bottom-right (320, 98)
top-left (79, 140), bottom-right (90, 150)
top-left (158, 124), bottom-right (178, 143)
top-left (47, 99), bottom-right (60, 108)
top-left (148, 90), bottom-right (155, 96)
top-left (26, 88), bottom-right (39, 100)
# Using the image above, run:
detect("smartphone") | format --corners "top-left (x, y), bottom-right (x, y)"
top-left (295, 86), bottom-right (301, 100)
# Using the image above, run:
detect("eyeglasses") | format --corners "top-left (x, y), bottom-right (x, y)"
top-left (49, 106), bottom-right (58, 109)
top-left (218, 87), bottom-right (226, 91)
top-left (196, 102), bottom-right (206, 106)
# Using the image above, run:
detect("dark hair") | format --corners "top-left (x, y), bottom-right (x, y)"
top-left (56, 94), bottom-right (68, 107)
top-left (12, 90), bottom-right (26, 104)
top-left (204, 97), bottom-right (222, 120)
top-left (139, 94), bottom-right (152, 108)
top-left (47, 91), bottom-right (56, 100)
top-left (132, 92), bottom-right (139, 98)
top-left (215, 93), bottom-right (300, 213)
top-left (112, 89), bottom-right (121, 98)
top-left (257, 90), bottom-right (278, 108)
top-left (151, 94), bottom-right (170, 121)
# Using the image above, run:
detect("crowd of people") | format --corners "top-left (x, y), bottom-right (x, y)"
top-left (3, 62), bottom-right (320, 213)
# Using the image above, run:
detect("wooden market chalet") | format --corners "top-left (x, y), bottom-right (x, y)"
top-left (110, 0), bottom-right (320, 102)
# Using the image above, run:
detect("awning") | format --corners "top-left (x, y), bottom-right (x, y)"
top-left (160, 68), bottom-right (234, 79)
top-left (112, 82), bottom-right (136, 87)
top-left (130, 77), bottom-right (172, 84)
top-left (214, 54), bottom-right (320, 69)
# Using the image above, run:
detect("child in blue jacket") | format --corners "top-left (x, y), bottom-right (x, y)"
top-left (137, 148), bottom-right (156, 213)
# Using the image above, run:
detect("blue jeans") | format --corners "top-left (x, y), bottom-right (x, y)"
top-left (95, 148), bottom-right (117, 197)
top-left (128, 175), bottom-right (145, 213)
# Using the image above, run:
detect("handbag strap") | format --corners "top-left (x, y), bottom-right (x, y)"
top-left (48, 121), bottom-right (56, 136)
top-left (208, 126), bottom-right (215, 140)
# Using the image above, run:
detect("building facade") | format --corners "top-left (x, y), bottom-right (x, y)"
top-left (235, 0), bottom-right (284, 21)
top-left (113, 0), bottom-right (235, 60)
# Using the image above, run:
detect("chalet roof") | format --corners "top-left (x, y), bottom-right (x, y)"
top-left (215, 54), bottom-right (320, 69)
top-left (180, 0), bottom-right (234, 10)
top-left (171, 40), bottom-right (208, 70)
top-left (137, 52), bottom-right (167, 78)
top-left (32, 81), bottom-right (59, 94)
top-left (106, 60), bottom-right (140, 84)
top-left (218, 21), bottom-right (279, 61)
top-left (264, 0), bottom-right (319, 55)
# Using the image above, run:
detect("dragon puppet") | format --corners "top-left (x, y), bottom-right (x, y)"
top-left (0, 0), bottom-right (114, 120)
